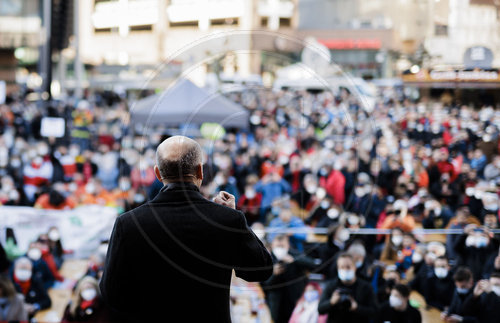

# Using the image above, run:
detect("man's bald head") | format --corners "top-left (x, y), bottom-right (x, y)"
top-left (155, 136), bottom-right (203, 185)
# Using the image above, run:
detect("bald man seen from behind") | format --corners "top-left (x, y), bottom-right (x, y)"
top-left (100, 135), bottom-right (273, 322)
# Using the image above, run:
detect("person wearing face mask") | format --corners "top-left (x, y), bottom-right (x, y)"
top-left (424, 256), bottom-right (455, 311)
top-left (346, 243), bottom-right (372, 281)
top-left (395, 233), bottom-right (417, 273)
top-left (289, 282), bottom-right (328, 323)
top-left (454, 224), bottom-right (497, 281)
top-left (10, 257), bottom-right (51, 318)
top-left (0, 274), bottom-right (27, 321)
top-left (46, 226), bottom-right (65, 269)
top-left (462, 272), bottom-right (500, 322)
top-left (36, 235), bottom-right (65, 283)
top-left (445, 207), bottom-right (481, 263)
top-left (376, 268), bottom-right (402, 304)
top-left (237, 184), bottom-right (263, 225)
top-left (62, 276), bottom-right (112, 323)
top-left (307, 196), bottom-right (335, 227)
top-left (268, 206), bottom-right (307, 251)
top-left (262, 235), bottom-right (317, 323)
top-left (318, 253), bottom-right (378, 323)
top-left (441, 267), bottom-right (476, 323)
top-left (24, 242), bottom-right (56, 290)
top-left (376, 284), bottom-right (421, 323)
top-left (381, 228), bottom-right (405, 263)
top-left (318, 225), bottom-right (351, 278)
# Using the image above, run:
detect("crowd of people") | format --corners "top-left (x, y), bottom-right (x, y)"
top-left (0, 84), bottom-right (499, 322)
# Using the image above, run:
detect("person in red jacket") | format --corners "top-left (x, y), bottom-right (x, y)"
top-left (322, 160), bottom-right (346, 205)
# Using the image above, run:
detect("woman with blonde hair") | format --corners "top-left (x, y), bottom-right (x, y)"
top-left (62, 276), bottom-right (111, 322)
top-left (0, 274), bottom-right (27, 321)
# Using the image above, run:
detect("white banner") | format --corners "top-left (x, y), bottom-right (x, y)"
top-left (0, 205), bottom-right (117, 258)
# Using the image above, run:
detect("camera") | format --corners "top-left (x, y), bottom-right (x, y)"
top-left (336, 288), bottom-right (352, 310)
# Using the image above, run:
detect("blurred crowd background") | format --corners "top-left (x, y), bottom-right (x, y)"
top-left (0, 84), bottom-right (499, 322)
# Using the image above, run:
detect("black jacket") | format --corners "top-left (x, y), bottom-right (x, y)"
top-left (376, 301), bottom-right (422, 323)
top-left (454, 234), bottom-right (497, 281)
top-left (425, 273), bottom-right (455, 310)
top-left (462, 292), bottom-right (500, 323)
top-left (12, 275), bottom-right (51, 312)
top-left (99, 182), bottom-right (273, 322)
top-left (261, 250), bottom-right (317, 323)
top-left (446, 289), bottom-right (477, 323)
top-left (318, 277), bottom-right (378, 323)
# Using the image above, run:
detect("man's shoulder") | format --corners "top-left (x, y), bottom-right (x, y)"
top-left (117, 200), bottom-right (245, 227)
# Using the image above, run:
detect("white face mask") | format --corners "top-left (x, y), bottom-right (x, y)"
top-left (338, 269), bottom-right (355, 282)
top-left (465, 236), bottom-right (477, 247)
top-left (320, 200), bottom-right (330, 209)
top-left (327, 208), bottom-right (339, 219)
top-left (85, 183), bottom-right (96, 194)
top-left (48, 230), bottom-right (60, 241)
top-left (492, 285), bottom-right (500, 297)
top-left (27, 248), bottom-right (42, 261)
top-left (434, 268), bottom-right (448, 279)
top-left (412, 252), bottom-right (423, 263)
top-left (347, 215), bottom-right (360, 226)
top-left (245, 189), bottom-right (256, 199)
top-left (15, 269), bottom-right (32, 282)
top-left (272, 247), bottom-right (288, 260)
top-left (354, 187), bottom-right (365, 197)
top-left (338, 229), bottom-right (350, 242)
top-left (306, 185), bottom-right (317, 194)
top-left (392, 236), bottom-right (403, 246)
top-left (81, 288), bottom-right (97, 301)
top-left (389, 295), bottom-right (403, 308)
top-left (119, 181), bottom-right (131, 191)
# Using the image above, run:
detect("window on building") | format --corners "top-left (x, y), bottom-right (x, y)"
top-left (211, 18), bottom-right (238, 26)
top-left (279, 18), bottom-right (291, 27)
top-left (169, 20), bottom-right (198, 27)
top-left (130, 24), bottom-right (153, 32)
top-left (435, 24), bottom-right (448, 36)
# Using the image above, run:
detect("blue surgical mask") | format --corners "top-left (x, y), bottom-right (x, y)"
top-left (355, 260), bottom-right (363, 269)
top-left (456, 287), bottom-right (469, 294)
top-left (304, 290), bottom-right (319, 302)
top-left (271, 206), bottom-right (281, 216)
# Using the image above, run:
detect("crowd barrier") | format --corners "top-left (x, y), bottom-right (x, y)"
top-left (255, 227), bottom-right (500, 235)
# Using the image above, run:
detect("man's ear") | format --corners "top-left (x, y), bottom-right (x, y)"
top-left (154, 165), bottom-right (162, 182)
top-left (197, 163), bottom-right (204, 182)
